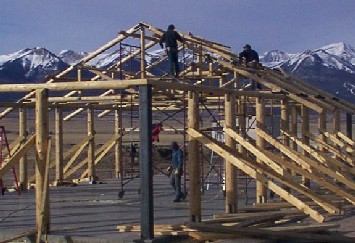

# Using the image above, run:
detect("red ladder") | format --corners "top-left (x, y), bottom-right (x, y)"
top-left (0, 126), bottom-right (20, 195)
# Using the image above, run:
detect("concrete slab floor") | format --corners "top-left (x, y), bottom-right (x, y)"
top-left (0, 174), bottom-right (239, 242)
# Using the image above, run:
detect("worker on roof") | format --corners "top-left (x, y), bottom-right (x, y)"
top-left (239, 44), bottom-right (262, 90)
top-left (159, 24), bottom-right (185, 77)
top-left (239, 44), bottom-right (260, 68)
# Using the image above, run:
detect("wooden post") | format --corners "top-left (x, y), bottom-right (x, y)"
top-left (333, 109), bottom-right (340, 134)
top-left (140, 24), bottom-right (146, 79)
top-left (224, 93), bottom-right (237, 213)
top-left (19, 107), bottom-right (28, 191)
top-left (346, 113), bottom-right (352, 139)
top-left (256, 97), bottom-right (267, 203)
top-left (115, 108), bottom-right (123, 178)
top-left (280, 99), bottom-right (289, 147)
top-left (234, 71), bottom-right (240, 89)
top-left (280, 99), bottom-right (291, 192)
top-left (318, 110), bottom-right (326, 152)
top-left (87, 107), bottom-right (96, 181)
top-left (237, 98), bottom-right (246, 206)
top-left (55, 107), bottom-right (63, 185)
top-left (35, 89), bottom-right (50, 234)
top-left (301, 105), bottom-right (310, 187)
top-left (290, 105), bottom-right (298, 151)
top-left (188, 91), bottom-right (201, 222)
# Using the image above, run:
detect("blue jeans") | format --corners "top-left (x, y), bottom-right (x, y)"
top-left (167, 47), bottom-right (179, 76)
top-left (170, 171), bottom-right (182, 199)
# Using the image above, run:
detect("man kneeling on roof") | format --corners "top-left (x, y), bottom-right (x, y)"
top-left (239, 44), bottom-right (262, 90)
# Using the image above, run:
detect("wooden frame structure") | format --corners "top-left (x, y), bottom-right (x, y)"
top-left (0, 22), bottom-right (354, 240)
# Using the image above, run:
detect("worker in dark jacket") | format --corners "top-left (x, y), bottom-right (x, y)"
top-left (239, 44), bottom-right (260, 68)
top-left (159, 24), bottom-right (185, 77)
top-left (239, 44), bottom-right (261, 90)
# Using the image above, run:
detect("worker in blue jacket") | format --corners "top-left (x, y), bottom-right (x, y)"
top-left (169, 141), bottom-right (184, 202)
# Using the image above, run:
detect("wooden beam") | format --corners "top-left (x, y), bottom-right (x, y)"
top-left (87, 107), bottom-right (96, 181)
top-left (303, 130), bottom-right (353, 166)
top-left (80, 135), bottom-right (120, 178)
top-left (187, 128), bottom-right (325, 222)
top-left (55, 108), bottom-right (63, 184)
top-left (188, 91), bottom-right (201, 222)
top-left (0, 79), bottom-right (148, 93)
top-left (337, 131), bottom-right (354, 147)
top-left (320, 130), bottom-right (354, 154)
top-left (260, 128), bottom-right (355, 191)
top-left (224, 93), bottom-right (237, 213)
top-left (301, 105), bottom-right (311, 187)
top-left (0, 135), bottom-right (35, 178)
top-left (35, 88), bottom-right (50, 234)
top-left (224, 128), bottom-right (343, 212)
top-left (256, 97), bottom-right (267, 203)
top-left (18, 107), bottom-right (28, 190)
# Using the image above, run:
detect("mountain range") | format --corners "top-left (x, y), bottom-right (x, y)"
top-left (0, 42), bottom-right (354, 103)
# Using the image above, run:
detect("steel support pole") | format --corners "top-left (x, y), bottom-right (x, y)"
top-left (139, 84), bottom-right (154, 240)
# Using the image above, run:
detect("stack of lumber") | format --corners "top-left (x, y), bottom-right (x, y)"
top-left (188, 208), bottom-right (355, 242)
top-left (117, 206), bottom-right (355, 242)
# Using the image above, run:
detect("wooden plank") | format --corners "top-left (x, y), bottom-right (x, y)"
top-left (263, 69), bottom-right (355, 113)
top-left (282, 129), bottom-right (353, 176)
top-left (263, 150), bottom-right (355, 205)
top-left (303, 130), bottom-right (353, 166)
top-left (258, 128), bottom-right (355, 191)
top-left (64, 135), bottom-right (119, 179)
top-left (209, 209), bottom-right (301, 224)
top-left (261, 223), bottom-right (340, 232)
top-left (273, 69), bottom-right (355, 112)
top-left (0, 229), bottom-right (37, 243)
top-left (225, 127), bottom-right (345, 212)
top-left (188, 231), bottom-right (240, 242)
top-left (63, 136), bottom-right (92, 173)
top-left (80, 134), bottom-right (120, 178)
top-left (214, 59), bottom-right (324, 112)
top-left (187, 128), bottom-right (325, 222)
top-left (188, 222), bottom-right (355, 243)
top-left (337, 131), bottom-right (355, 146)
top-left (321, 130), bottom-right (354, 154)
top-left (224, 128), bottom-right (284, 174)
top-left (0, 79), bottom-right (148, 93)
top-left (0, 135), bottom-right (36, 178)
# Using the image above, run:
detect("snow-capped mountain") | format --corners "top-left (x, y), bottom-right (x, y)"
top-left (0, 43), bottom-right (354, 103)
top-left (0, 47), bottom-right (68, 83)
top-left (260, 50), bottom-right (296, 67)
top-left (260, 42), bottom-right (355, 103)
top-left (320, 42), bottom-right (355, 66)
top-left (58, 50), bottom-right (88, 65)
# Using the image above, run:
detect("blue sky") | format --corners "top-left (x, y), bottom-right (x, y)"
top-left (1, 0), bottom-right (354, 55)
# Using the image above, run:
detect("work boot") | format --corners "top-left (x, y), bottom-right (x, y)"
top-left (173, 198), bottom-right (181, 203)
